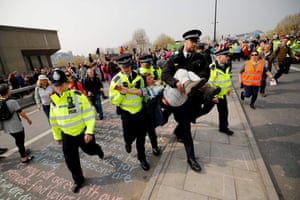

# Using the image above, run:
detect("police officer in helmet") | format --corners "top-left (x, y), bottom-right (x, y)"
top-left (49, 69), bottom-right (104, 193)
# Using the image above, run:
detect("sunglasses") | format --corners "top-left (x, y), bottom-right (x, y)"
top-left (251, 54), bottom-right (258, 56)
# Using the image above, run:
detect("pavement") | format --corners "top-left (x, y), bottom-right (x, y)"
top-left (0, 81), bottom-right (281, 200)
top-left (141, 87), bottom-right (280, 200)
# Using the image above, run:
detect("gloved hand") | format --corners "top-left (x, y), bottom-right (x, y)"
top-left (240, 83), bottom-right (244, 89)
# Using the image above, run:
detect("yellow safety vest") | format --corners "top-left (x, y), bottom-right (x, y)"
top-left (138, 66), bottom-right (162, 80)
top-left (209, 62), bottom-right (232, 99)
top-left (109, 71), bottom-right (144, 114)
top-left (49, 89), bottom-right (96, 141)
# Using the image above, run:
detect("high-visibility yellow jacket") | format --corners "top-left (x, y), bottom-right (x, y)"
top-left (109, 71), bottom-right (144, 114)
top-left (49, 89), bottom-right (96, 141)
top-left (138, 66), bottom-right (162, 80)
top-left (209, 62), bottom-right (232, 99)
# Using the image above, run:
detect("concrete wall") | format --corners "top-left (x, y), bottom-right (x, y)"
top-left (0, 25), bottom-right (60, 78)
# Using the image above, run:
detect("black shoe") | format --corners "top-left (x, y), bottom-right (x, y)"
top-left (187, 78), bottom-right (207, 97)
top-left (241, 91), bottom-right (245, 101)
top-left (152, 147), bottom-right (161, 156)
top-left (0, 148), bottom-right (8, 155)
top-left (204, 86), bottom-right (221, 100)
top-left (140, 160), bottom-right (150, 171)
top-left (21, 156), bottom-right (34, 164)
top-left (98, 147), bottom-right (104, 159)
top-left (219, 129), bottom-right (234, 135)
top-left (250, 104), bottom-right (256, 109)
top-left (72, 179), bottom-right (85, 193)
top-left (125, 143), bottom-right (132, 153)
top-left (187, 158), bottom-right (202, 172)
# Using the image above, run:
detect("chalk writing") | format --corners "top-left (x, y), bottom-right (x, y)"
top-left (0, 175), bottom-right (35, 200)
top-left (2, 167), bottom-right (124, 200)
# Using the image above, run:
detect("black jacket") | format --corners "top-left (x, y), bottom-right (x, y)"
top-left (162, 48), bottom-right (210, 88)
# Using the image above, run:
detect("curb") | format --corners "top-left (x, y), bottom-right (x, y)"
top-left (231, 85), bottom-right (279, 200)
top-left (140, 136), bottom-right (177, 200)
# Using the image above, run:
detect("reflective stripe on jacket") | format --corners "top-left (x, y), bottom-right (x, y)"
top-left (241, 60), bottom-right (263, 86)
top-left (49, 89), bottom-right (96, 140)
top-left (209, 62), bottom-right (232, 98)
top-left (109, 71), bottom-right (144, 114)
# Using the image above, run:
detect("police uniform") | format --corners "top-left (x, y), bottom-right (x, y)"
top-left (138, 54), bottom-right (162, 81)
top-left (49, 69), bottom-right (104, 193)
top-left (138, 54), bottom-right (163, 156)
top-left (109, 54), bottom-right (150, 171)
top-left (162, 30), bottom-right (204, 172)
top-left (200, 48), bottom-right (234, 135)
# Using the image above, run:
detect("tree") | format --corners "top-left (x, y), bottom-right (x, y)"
top-left (152, 34), bottom-right (175, 49)
top-left (269, 12), bottom-right (300, 38)
top-left (55, 60), bottom-right (68, 68)
top-left (72, 56), bottom-right (85, 66)
top-left (131, 29), bottom-right (150, 54)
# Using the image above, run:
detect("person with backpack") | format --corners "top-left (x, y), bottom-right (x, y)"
top-left (0, 83), bottom-right (34, 163)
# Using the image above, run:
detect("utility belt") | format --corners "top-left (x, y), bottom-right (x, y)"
top-left (62, 126), bottom-right (87, 136)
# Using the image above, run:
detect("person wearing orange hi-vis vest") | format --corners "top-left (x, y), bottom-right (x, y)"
top-left (239, 50), bottom-right (274, 109)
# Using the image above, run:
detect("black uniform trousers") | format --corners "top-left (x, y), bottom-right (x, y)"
top-left (120, 109), bottom-right (147, 161)
top-left (172, 104), bottom-right (196, 160)
top-left (197, 95), bottom-right (229, 130)
top-left (62, 132), bottom-right (102, 184)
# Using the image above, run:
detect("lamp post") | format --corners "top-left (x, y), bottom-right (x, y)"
top-left (213, 0), bottom-right (217, 43)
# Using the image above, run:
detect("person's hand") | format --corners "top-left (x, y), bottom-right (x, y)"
top-left (88, 91), bottom-right (92, 96)
top-left (212, 97), bottom-right (219, 103)
top-left (176, 81), bottom-right (185, 94)
top-left (37, 105), bottom-right (41, 110)
top-left (57, 140), bottom-right (62, 145)
top-left (114, 85), bottom-right (122, 91)
top-left (84, 134), bottom-right (93, 144)
top-left (240, 83), bottom-right (243, 89)
top-left (27, 119), bottom-right (32, 125)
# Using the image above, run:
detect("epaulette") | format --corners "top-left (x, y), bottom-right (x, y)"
top-left (74, 90), bottom-right (82, 96)
top-left (209, 63), bottom-right (216, 69)
top-left (112, 75), bottom-right (120, 82)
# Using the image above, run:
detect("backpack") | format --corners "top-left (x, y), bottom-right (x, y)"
top-left (0, 99), bottom-right (13, 121)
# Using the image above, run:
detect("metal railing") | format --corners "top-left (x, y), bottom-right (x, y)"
top-left (10, 85), bottom-right (36, 108)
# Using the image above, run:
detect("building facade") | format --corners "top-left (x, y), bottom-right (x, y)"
top-left (0, 25), bottom-right (60, 78)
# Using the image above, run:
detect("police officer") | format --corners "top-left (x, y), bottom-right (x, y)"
top-left (138, 54), bottom-right (162, 81)
top-left (197, 48), bottom-right (234, 135)
top-left (49, 69), bottom-right (104, 193)
top-left (109, 53), bottom-right (150, 171)
top-left (162, 29), bottom-right (205, 172)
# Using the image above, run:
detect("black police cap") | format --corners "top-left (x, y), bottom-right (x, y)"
top-left (215, 48), bottom-right (231, 56)
top-left (182, 29), bottom-right (202, 40)
top-left (139, 54), bottom-right (153, 64)
top-left (116, 53), bottom-right (133, 68)
top-left (51, 69), bottom-right (69, 86)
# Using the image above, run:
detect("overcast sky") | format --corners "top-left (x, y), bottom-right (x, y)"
top-left (0, 0), bottom-right (299, 55)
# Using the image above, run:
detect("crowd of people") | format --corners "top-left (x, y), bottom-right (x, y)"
top-left (0, 29), bottom-right (299, 193)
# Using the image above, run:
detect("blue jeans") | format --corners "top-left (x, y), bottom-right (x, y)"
top-left (89, 94), bottom-right (103, 118)
top-left (243, 86), bottom-right (259, 105)
top-left (42, 104), bottom-right (50, 120)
